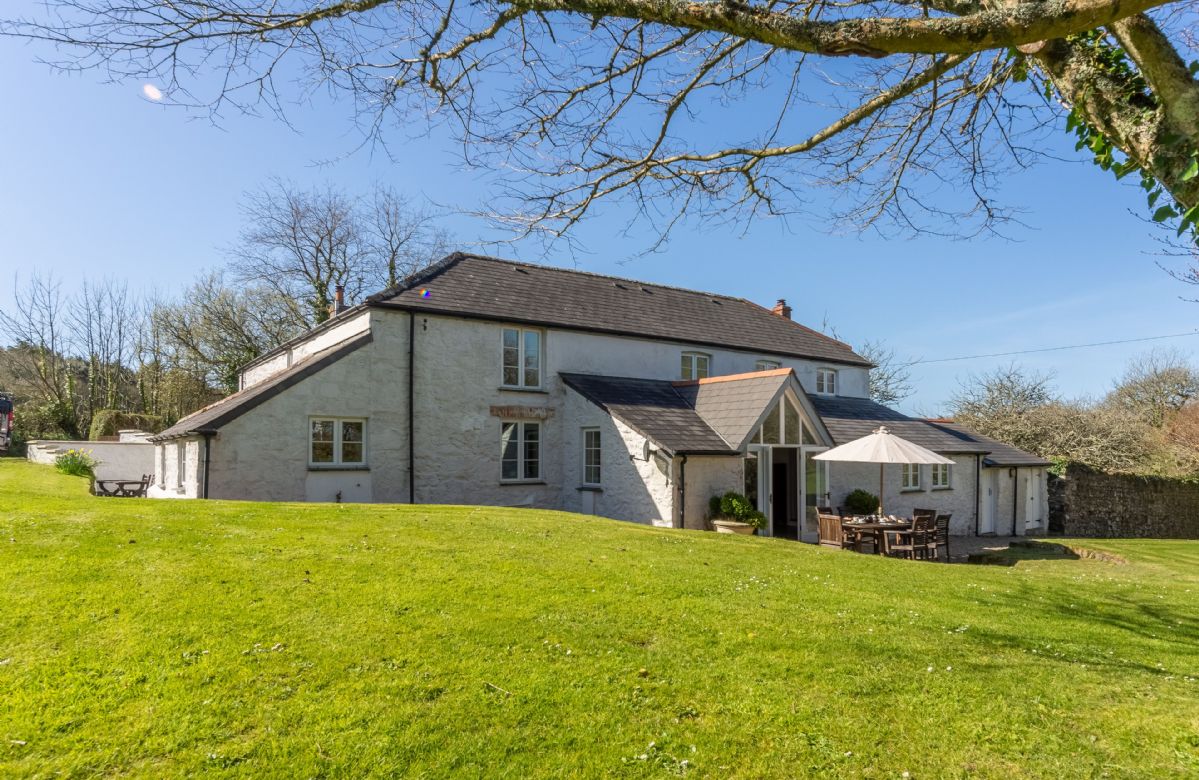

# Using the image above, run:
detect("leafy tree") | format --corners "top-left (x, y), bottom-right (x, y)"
top-left (9, 0), bottom-right (1199, 250)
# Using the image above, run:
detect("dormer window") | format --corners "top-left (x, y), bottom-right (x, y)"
top-left (681, 352), bottom-right (710, 380)
top-left (815, 368), bottom-right (837, 395)
top-left (502, 327), bottom-right (542, 388)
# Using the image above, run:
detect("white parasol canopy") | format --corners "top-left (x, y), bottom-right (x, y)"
top-left (813, 426), bottom-right (954, 516)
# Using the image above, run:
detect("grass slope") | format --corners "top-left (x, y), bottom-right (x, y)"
top-left (1, 460), bottom-right (1197, 778)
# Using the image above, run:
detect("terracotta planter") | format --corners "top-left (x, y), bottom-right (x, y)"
top-left (712, 519), bottom-right (756, 535)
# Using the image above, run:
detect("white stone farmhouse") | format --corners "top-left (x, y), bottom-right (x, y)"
top-left (149, 253), bottom-right (1049, 538)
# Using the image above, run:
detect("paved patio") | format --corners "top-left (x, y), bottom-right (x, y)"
top-left (947, 535), bottom-right (1025, 563)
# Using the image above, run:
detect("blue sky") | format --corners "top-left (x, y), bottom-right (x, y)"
top-left (1, 15), bottom-right (1196, 415)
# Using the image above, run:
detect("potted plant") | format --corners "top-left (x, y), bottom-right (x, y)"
top-left (708, 491), bottom-right (767, 535)
top-left (844, 489), bottom-right (879, 517)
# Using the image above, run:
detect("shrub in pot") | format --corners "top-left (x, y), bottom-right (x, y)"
top-left (844, 488), bottom-right (880, 516)
top-left (708, 491), bottom-right (766, 534)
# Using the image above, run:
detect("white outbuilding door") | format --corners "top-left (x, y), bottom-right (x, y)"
top-left (979, 469), bottom-right (998, 535)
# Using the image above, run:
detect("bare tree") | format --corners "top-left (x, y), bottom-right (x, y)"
top-left (229, 180), bottom-right (368, 327)
top-left (858, 339), bottom-right (914, 406)
top-left (228, 180), bottom-right (451, 324)
top-left (368, 186), bottom-right (452, 289)
top-left (71, 278), bottom-right (139, 425)
top-left (1105, 347), bottom-right (1199, 427)
top-left (6, 0), bottom-right (1199, 249)
top-left (0, 273), bottom-right (84, 438)
top-left (151, 272), bottom-right (304, 392)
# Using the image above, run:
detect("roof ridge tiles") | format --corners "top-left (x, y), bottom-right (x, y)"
top-left (672, 367), bottom-right (793, 387)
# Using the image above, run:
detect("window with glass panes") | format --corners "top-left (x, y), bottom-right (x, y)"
top-left (501, 421), bottom-right (540, 481)
top-left (751, 395), bottom-right (804, 445)
top-left (680, 352), bottom-right (710, 380)
top-left (501, 327), bottom-right (542, 388)
top-left (755, 359), bottom-right (781, 371)
top-left (931, 463), bottom-right (951, 489)
top-left (309, 418), bottom-right (366, 466)
top-left (582, 428), bottom-right (601, 486)
top-left (901, 463), bottom-right (921, 490)
top-left (815, 368), bottom-right (837, 395)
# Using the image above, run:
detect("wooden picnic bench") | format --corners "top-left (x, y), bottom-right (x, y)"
top-left (95, 474), bottom-right (153, 497)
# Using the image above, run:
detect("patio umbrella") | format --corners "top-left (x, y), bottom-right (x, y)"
top-left (813, 426), bottom-right (954, 516)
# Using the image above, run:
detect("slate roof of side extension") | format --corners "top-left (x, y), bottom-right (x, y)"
top-left (560, 373), bottom-right (734, 455)
top-left (809, 395), bottom-right (1051, 467)
top-left (368, 253), bottom-right (871, 367)
top-left (149, 332), bottom-right (374, 441)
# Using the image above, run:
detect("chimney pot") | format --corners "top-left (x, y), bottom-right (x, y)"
top-left (771, 298), bottom-right (792, 320)
top-left (334, 285), bottom-right (346, 314)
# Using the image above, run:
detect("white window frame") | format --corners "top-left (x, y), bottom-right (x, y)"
top-left (931, 463), bottom-right (952, 490)
top-left (582, 427), bottom-right (602, 487)
top-left (815, 368), bottom-right (837, 396)
top-left (501, 326), bottom-right (544, 389)
top-left (158, 446), bottom-right (167, 489)
top-left (308, 417), bottom-right (368, 468)
top-left (901, 463), bottom-right (921, 491)
top-left (681, 351), bottom-right (711, 380)
top-left (501, 421), bottom-right (541, 483)
top-left (755, 359), bottom-right (781, 371)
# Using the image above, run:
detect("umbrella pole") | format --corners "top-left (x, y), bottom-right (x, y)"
top-left (878, 463), bottom-right (884, 518)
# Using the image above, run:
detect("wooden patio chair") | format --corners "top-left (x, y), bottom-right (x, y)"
top-left (817, 512), bottom-right (845, 548)
top-left (884, 515), bottom-right (935, 560)
top-left (929, 513), bottom-right (952, 561)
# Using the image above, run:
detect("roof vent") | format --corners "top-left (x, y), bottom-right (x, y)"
top-left (613, 282), bottom-right (627, 290)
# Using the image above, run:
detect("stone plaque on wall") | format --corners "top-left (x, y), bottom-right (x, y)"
top-left (489, 405), bottom-right (555, 420)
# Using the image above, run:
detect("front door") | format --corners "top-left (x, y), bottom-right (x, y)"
top-left (980, 469), bottom-right (997, 534)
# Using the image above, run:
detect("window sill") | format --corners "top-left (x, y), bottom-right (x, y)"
top-left (931, 486), bottom-right (953, 492)
top-left (308, 464), bottom-right (370, 472)
top-left (900, 488), bottom-right (924, 493)
top-left (577, 485), bottom-right (603, 492)
top-left (500, 480), bottom-right (546, 486)
top-left (498, 386), bottom-right (548, 394)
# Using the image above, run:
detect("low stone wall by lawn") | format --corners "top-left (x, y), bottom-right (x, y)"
top-left (1049, 464), bottom-right (1199, 538)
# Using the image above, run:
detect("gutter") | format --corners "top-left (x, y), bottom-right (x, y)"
top-left (677, 454), bottom-right (687, 529)
top-left (408, 312), bottom-right (416, 504)
top-left (201, 432), bottom-right (213, 499)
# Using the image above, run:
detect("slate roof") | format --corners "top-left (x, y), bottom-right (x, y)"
top-left (560, 373), bottom-right (734, 455)
top-left (809, 395), bottom-right (1050, 467)
top-left (150, 332), bottom-right (373, 441)
top-left (369, 253), bottom-right (870, 366)
top-left (674, 370), bottom-right (793, 447)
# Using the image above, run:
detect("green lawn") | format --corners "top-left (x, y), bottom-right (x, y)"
top-left (1, 460), bottom-right (1197, 778)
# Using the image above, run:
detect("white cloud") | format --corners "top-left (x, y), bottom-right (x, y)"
top-left (142, 83), bottom-right (163, 102)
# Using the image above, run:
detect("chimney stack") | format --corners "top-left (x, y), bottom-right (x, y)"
top-left (334, 285), bottom-right (346, 314)
top-left (771, 298), bottom-right (792, 320)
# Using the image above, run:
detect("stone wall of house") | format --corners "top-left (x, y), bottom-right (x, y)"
top-left (559, 391), bottom-right (674, 525)
top-left (828, 456), bottom-right (981, 536)
top-left (1049, 464), bottom-right (1199, 538)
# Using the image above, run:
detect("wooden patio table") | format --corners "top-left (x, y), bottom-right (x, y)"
top-left (841, 519), bottom-right (912, 555)
top-left (95, 479), bottom-right (150, 497)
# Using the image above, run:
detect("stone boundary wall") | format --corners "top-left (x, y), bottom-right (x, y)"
top-left (1049, 464), bottom-right (1199, 538)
